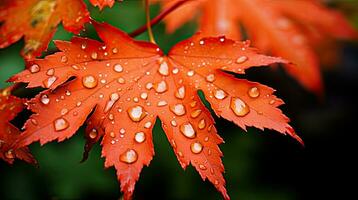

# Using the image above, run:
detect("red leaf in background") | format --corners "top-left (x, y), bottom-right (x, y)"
top-left (154, 0), bottom-right (357, 94)
top-left (90, 0), bottom-right (117, 10)
top-left (0, 87), bottom-right (37, 165)
top-left (0, 0), bottom-right (89, 60)
top-left (10, 21), bottom-right (302, 199)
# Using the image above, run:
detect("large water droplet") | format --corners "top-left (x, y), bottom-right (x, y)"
top-left (175, 86), bottom-right (185, 99)
top-left (54, 118), bottom-right (69, 131)
top-left (158, 61), bottom-right (169, 76)
top-left (120, 149), bottom-right (138, 164)
top-left (41, 94), bottom-right (50, 105)
top-left (82, 75), bottom-right (98, 89)
top-left (127, 106), bottom-right (147, 122)
top-left (214, 89), bottom-right (226, 100)
top-left (154, 81), bottom-right (167, 93)
top-left (170, 104), bottom-right (186, 116)
top-left (190, 141), bottom-right (203, 154)
top-left (180, 122), bottom-right (196, 138)
top-left (248, 87), bottom-right (260, 98)
top-left (236, 56), bottom-right (248, 64)
top-left (134, 132), bottom-right (145, 143)
top-left (29, 64), bottom-right (40, 73)
top-left (113, 63), bottom-right (123, 73)
top-left (230, 97), bottom-right (250, 116)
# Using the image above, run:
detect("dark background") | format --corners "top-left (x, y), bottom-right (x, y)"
top-left (1, 1), bottom-right (357, 199)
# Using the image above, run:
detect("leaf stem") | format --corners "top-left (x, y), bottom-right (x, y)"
top-left (130, 0), bottom-right (188, 38)
top-left (145, 0), bottom-right (156, 44)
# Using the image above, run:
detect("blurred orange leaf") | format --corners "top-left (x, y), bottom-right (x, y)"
top-left (0, 0), bottom-right (89, 60)
top-left (155, 0), bottom-right (357, 94)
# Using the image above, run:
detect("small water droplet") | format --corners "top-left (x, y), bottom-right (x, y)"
top-left (190, 141), bottom-right (203, 154)
top-left (214, 89), bottom-right (226, 100)
top-left (29, 64), bottom-right (40, 73)
top-left (61, 55), bottom-right (68, 63)
top-left (65, 90), bottom-right (71, 96)
top-left (89, 128), bottom-right (97, 139)
top-left (219, 37), bottom-right (225, 42)
top-left (190, 109), bottom-right (202, 118)
top-left (120, 149), bottom-right (138, 164)
top-left (54, 118), bottom-right (69, 131)
top-left (180, 122), bottom-right (196, 138)
top-left (31, 118), bottom-right (38, 125)
top-left (206, 74), bottom-right (215, 82)
top-left (175, 86), bottom-right (185, 99)
top-left (82, 75), bottom-right (98, 89)
top-left (71, 65), bottom-right (80, 70)
top-left (269, 99), bottom-right (275, 105)
top-left (190, 101), bottom-right (197, 108)
top-left (154, 81), bottom-right (167, 93)
top-left (60, 108), bottom-right (68, 115)
top-left (91, 52), bottom-right (98, 59)
top-left (46, 68), bottom-right (54, 76)
top-left (43, 76), bottom-right (57, 88)
top-left (104, 93), bottom-right (120, 113)
top-left (117, 77), bottom-right (125, 84)
top-left (146, 82), bottom-right (153, 90)
top-left (127, 106), bottom-right (147, 122)
top-left (199, 164), bottom-right (207, 170)
top-left (248, 87), bottom-right (260, 98)
top-left (169, 120), bottom-right (176, 127)
top-left (112, 48), bottom-right (118, 54)
top-left (140, 92), bottom-right (148, 100)
top-left (144, 121), bottom-right (152, 129)
top-left (236, 56), bottom-right (248, 64)
top-left (170, 104), bottom-right (186, 116)
top-left (134, 132), bottom-right (145, 143)
top-left (113, 63), bottom-right (123, 73)
top-left (199, 40), bottom-right (205, 45)
top-left (157, 100), bottom-right (168, 107)
top-left (187, 70), bottom-right (194, 77)
top-left (158, 61), bottom-right (169, 76)
top-left (110, 132), bottom-right (116, 138)
top-left (81, 43), bottom-right (86, 49)
top-left (230, 97), bottom-right (250, 116)
top-left (172, 68), bottom-right (179, 74)
top-left (198, 119), bottom-right (206, 129)
top-left (4, 149), bottom-right (14, 159)
top-left (40, 94), bottom-right (50, 105)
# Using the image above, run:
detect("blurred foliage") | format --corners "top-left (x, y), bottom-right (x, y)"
top-left (1, 0), bottom-right (358, 200)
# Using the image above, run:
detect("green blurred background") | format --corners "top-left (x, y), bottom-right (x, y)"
top-left (1, 0), bottom-right (358, 199)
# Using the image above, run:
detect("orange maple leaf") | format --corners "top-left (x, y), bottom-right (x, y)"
top-left (154, 0), bottom-right (357, 94)
top-left (0, 87), bottom-right (37, 165)
top-left (90, 0), bottom-right (118, 10)
top-left (10, 21), bottom-right (302, 200)
top-left (0, 0), bottom-right (89, 60)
